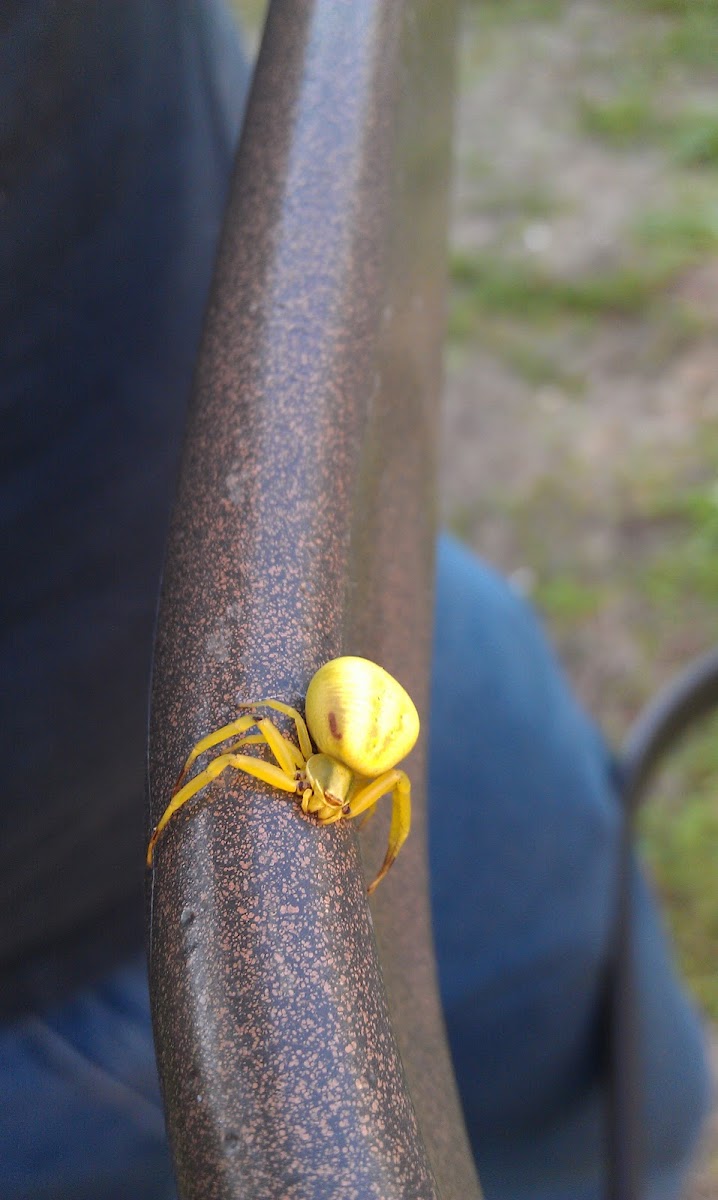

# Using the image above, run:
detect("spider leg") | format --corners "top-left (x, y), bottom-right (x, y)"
top-left (174, 713), bottom-right (265, 790)
top-left (237, 698), bottom-right (313, 761)
top-left (253, 717), bottom-right (302, 776)
top-left (279, 737), bottom-right (305, 771)
top-left (341, 769), bottom-right (411, 894)
top-left (220, 733), bottom-right (304, 771)
top-left (147, 752), bottom-right (299, 867)
top-left (175, 714), bottom-right (305, 792)
top-left (222, 733), bottom-right (266, 752)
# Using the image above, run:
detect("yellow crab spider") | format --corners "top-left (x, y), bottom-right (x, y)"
top-left (146, 656), bottom-right (420, 893)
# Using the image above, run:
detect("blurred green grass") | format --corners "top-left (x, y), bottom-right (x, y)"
top-left (451, 0), bottom-right (718, 1023)
top-left (579, 91), bottom-right (718, 169)
top-left (450, 250), bottom-right (681, 330)
top-left (578, 91), bottom-right (658, 148)
top-left (232, 0), bottom-right (266, 34)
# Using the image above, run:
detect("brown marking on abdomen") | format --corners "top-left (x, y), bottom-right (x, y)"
top-left (328, 711), bottom-right (342, 739)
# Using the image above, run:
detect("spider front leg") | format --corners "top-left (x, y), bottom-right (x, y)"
top-left (237, 698), bottom-right (313, 761)
top-left (147, 751), bottom-right (300, 867)
top-left (333, 769), bottom-right (412, 894)
top-left (174, 711), bottom-right (304, 792)
top-left (174, 713), bottom-right (264, 790)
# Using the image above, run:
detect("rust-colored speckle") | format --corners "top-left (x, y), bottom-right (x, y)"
top-left (328, 711), bottom-right (343, 739)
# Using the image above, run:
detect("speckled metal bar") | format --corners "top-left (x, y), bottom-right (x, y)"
top-left (147, 2), bottom-right (481, 1198)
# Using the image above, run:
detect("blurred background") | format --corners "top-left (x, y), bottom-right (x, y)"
top-left (237, 2), bottom-right (718, 1194)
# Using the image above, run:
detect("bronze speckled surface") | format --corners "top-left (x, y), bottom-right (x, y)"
top-left (147, 2), bottom-right (481, 1197)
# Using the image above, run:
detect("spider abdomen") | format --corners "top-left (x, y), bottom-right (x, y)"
top-left (305, 656), bottom-right (419, 777)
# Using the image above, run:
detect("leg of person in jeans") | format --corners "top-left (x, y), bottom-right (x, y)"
top-left (1, 962), bottom-right (175, 1200)
top-left (0, 2), bottom-right (249, 1196)
top-left (429, 534), bottom-right (711, 1200)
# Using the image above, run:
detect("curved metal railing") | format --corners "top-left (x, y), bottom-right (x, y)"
top-left (146, 3), bottom-right (481, 1197)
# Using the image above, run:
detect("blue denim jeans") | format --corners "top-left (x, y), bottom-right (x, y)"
top-left (1, 537), bottom-right (710, 1200)
top-left (430, 536), bottom-right (711, 1200)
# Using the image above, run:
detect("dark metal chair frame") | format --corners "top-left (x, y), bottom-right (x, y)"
top-left (147, 3), bottom-right (478, 1198)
